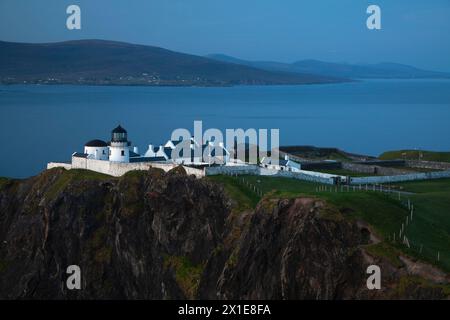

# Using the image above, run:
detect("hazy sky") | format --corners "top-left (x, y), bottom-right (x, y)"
top-left (1, 0), bottom-right (449, 71)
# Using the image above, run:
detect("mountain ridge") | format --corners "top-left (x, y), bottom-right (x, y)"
top-left (207, 53), bottom-right (450, 79)
top-left (0, 39), bottom-right (344, 86)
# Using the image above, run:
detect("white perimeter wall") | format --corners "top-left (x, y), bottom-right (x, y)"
top-left (48, 157), bottom-right (204, 178)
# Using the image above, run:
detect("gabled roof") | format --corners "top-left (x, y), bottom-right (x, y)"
top-left (129, 151), bottom-right (140, 158)
top-left (162, 147), bottom-right (173, 158)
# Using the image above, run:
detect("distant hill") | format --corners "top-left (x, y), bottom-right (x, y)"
top-left (0, 40), bottom-right (343, 86)
top-left (379, 150), bottom-right (450, 163)
top-left (207, 54), bottom-right (450, 79)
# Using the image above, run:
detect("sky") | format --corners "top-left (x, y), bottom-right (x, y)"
top-left (1, 0), bottom-right (449, 71)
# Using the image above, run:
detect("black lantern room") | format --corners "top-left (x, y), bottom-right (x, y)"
top-left (111, 125), bottom-right (128, 142)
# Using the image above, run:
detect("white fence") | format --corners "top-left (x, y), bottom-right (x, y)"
top-left (205, 165), bottom-right (337, 185)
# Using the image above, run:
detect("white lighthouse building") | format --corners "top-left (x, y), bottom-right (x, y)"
top-left (109, 125), bottom-right (130, 162)
top-left (47, 124), bottom-right (228, 177)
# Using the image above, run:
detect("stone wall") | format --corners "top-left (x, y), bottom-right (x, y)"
top-left (355, 160), bottom-right (405, 167)
top-left (350, 170), bottom-right (450, 185)
top-left (299, 161), bottom-right (341, 170)
top-left (341, 162), bottom-right (411, 175)
top-left (49, 157), bottom-right (450, 186)
top-left (406, 160), bottom-right (450, 170)
top-left (272, 170), bottom-right (336, 185)
top-left (47, 162), bottom-right (72, 170)
top-left (205, 165), bottom-right (260, 176)
top-left (48, 158), bottom-right (205, 178)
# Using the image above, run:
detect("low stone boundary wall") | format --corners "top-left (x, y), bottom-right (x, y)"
top-left (205, 165), bottom-right (260, 176)
top-left (350, 170), bottom-right (450, 185)
top-left (406, 160), bottom-right (450, 170)
top-left (355, 160), bottom-right (406, 167)
top-left (342, 162), bottom-right (411, 176)
top-left (274, 170), bottom-right (336, 185)
top-left (299, 161), bottom-right (341, 170)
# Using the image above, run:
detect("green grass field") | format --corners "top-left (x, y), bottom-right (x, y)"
top-left (380, 150), bottom-right (450, 163)
top-left (208, 175), bottom-right (450, 273)
top-left (391, 179), bottom-right (450, 271)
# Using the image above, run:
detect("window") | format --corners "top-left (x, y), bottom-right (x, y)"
top-left (121, 150), bottom-right (125, 156)
top-left (102, 150), bottom-right (105, 154)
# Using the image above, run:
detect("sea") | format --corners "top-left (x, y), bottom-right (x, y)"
top-left (1, 79), bottom-right (450, 178)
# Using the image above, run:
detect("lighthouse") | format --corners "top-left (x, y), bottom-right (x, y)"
top-left (109, 125), bottom-right (130, 162)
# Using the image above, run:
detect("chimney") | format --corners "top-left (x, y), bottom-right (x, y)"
top-left (285, 154), bottom-right (289, 161)
top-left (145, 144), bottom-right (155, 157)
top-left (133, 146), bottom-right (139, 154)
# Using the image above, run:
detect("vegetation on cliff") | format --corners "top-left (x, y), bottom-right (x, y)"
top-left (209, 175), bottom-right (450, 273)
top-left (0, 168), bottom-right (448, 299)
top-left (379, 150), bottom-right (450, 163)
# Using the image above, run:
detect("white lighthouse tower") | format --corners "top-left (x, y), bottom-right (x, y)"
top-left (109, 125), bottom-right (130, 162)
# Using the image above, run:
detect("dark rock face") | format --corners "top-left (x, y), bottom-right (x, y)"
top-left (0, 168), bottom-right (228, 299)
top-left (0, 168), bottom-right (447, 299)
top-left (198, 198), bottom-right (366, 299)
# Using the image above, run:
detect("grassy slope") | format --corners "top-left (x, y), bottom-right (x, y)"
top-left (45, 169), bottom-right (112, 200)
top-left (393, 179), bottom-right (450, 271)
top-left (208, 175), bottom-right (450, 273)
top-left (380, 150), bottom-right (450, 163)
top-left (208, 175), bottom-right (260, 213)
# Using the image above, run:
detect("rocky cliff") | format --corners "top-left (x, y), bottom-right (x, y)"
top-left (0, 168), bottom-right (448, 299)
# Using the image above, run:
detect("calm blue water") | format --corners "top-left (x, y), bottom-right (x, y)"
top-left (1, 80), bottom-right (450, 178)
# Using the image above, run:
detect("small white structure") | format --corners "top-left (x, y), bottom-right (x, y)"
top-left (261, 155), bottom-right (301, 172)
top-left (84, 139), bottom-right (109, 160)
